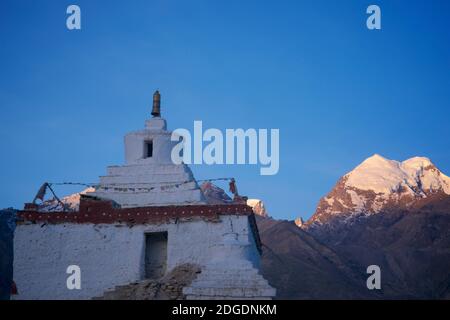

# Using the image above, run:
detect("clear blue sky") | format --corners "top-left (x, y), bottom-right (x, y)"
top-left (1, 0), bottom-right (449, 220)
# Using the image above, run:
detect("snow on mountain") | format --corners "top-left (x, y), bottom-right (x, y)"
top-left (294, 217), bottom-right (304, 227)
top-left (200, 182), bottom-right (270, 217)
top-left (200, 182), bottom-right (233, 204)
top-left (39, 187), bottom-right (95, 212)
top-left (305, 154), bottom-right (450, 228)
top-left (345, 154), bottom-right (450, 195)
top-left (247, 199), bottom-right (269, 217)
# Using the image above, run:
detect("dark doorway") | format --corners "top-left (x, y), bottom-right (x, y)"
top-left (145, 232), bottom-right (168, 279)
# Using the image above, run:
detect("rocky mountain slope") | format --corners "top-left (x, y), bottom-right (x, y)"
top-left (258, 201), bottom-right (450, 299)
top-left (200, 182), bottom-right (233, 204)
top-left (312, 195), bottom-right (450, 298)
top-left (256, 216), bottom-right (375, 299)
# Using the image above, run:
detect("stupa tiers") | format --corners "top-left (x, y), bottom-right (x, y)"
top-left (13, 91), bottom-right (276, 300)
top-left (90, 91), bottom-right (206, 207)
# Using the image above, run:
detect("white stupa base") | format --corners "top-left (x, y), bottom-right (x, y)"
top-left (183, 232), bottom-right (276, 300)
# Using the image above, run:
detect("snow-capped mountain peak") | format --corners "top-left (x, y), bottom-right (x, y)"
top-left (345, 154), bottom-right (450, 195)
top-left (247, 199), bottom-right (269, 217)
top-left (305, 155), bottom-right (450, 229)
top-left (200, 182), bottom-right (233, 204)
top-left (39, 187), bottom-right (96, 212)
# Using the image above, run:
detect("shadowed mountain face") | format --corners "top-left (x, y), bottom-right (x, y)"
top-left (256, 196), bottom-right (450, 299)
top-left (256, 216), bottom-right (375, 299)
top-left (308, 196), bottom-right (450, 299)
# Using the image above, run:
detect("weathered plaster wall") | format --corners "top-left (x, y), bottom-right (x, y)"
top-left (13, 215), bottom-right (259, 300)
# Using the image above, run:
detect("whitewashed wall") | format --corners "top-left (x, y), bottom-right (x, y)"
top-left (13, 215), bottom-right (260, 300)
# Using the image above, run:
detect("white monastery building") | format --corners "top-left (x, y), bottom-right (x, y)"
top-left (13, 91), bottom-right (276, 300)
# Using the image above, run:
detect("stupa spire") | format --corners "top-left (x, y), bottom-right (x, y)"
top-left (151, 90), bottom-right (161, 117)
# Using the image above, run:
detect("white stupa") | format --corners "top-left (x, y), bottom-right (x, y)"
top-left (90, 90), bottom-right (206, 207)
top-left (14, 90), bottom-right (276, 300)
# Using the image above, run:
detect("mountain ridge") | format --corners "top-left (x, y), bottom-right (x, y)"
top-left (303, 154), bottom-right (450, 232)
